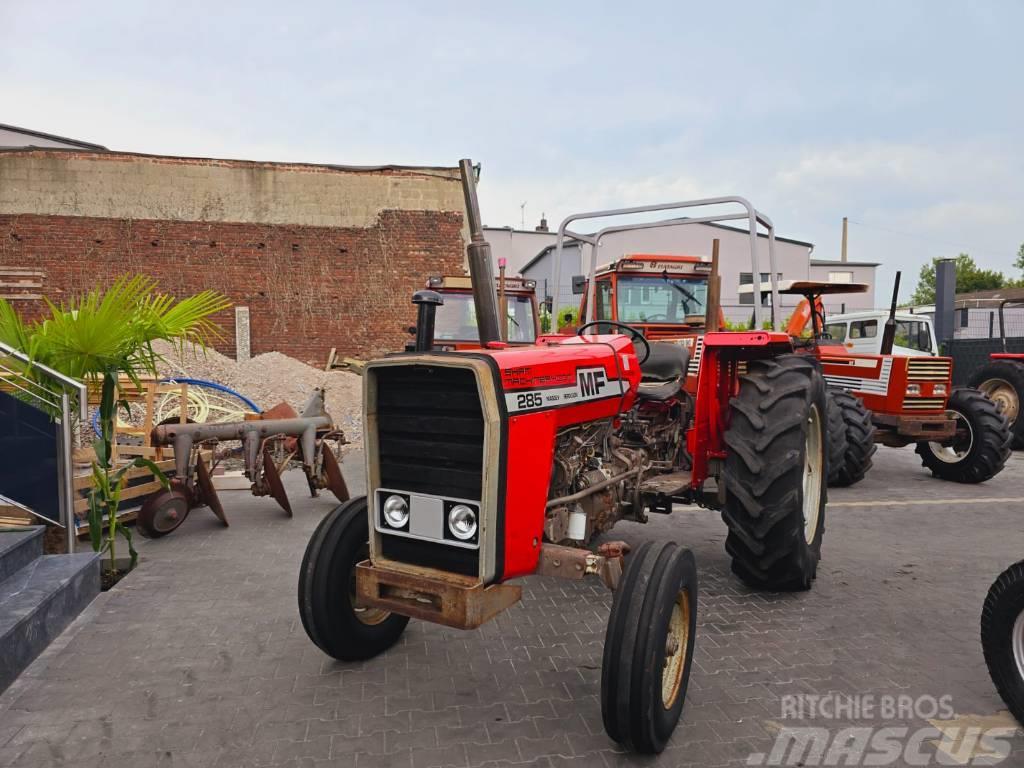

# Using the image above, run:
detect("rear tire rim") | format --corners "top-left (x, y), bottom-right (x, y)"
top-left (979, 378), bottom-right (1019, 425)
top-left (1014, 610), bottom-right (1024, 681)
top-left (350, 543), bottom-right (390, 626)
top-left (661, 588), bottom-right (691, 709)
top-left (802, 404), bottom-right (823, 545)
top-left (927, 410), bottom-right (974, 463)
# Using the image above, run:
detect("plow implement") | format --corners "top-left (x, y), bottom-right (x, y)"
top-left (139, 389), bottom-right (348, 537)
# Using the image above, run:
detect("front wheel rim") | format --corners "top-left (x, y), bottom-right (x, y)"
top-left (662, 588), bottom-right (691, 709)
top-left (1013, 610), bottom-right (1024, 682)
top-left (927, 410), bottom-right (974, 463)
top-left (979, 378), bottom-right (1020, 425)
top-left (802, 404), bottom-right (823, 545)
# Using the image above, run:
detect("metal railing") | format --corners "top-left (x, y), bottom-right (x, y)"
top-left (0, 340), bottom-right (87, 553)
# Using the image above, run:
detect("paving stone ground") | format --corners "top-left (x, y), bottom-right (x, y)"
top-left (2, 446), bottom-right (1024, 767)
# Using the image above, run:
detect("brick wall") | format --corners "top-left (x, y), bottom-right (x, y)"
top-left (0, 149), bottom-right (470, 364)
top-left (1, 210), bottom-right (465, 364)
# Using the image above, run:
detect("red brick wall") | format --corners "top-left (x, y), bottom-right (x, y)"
top-left (0, 210), bottom-right (465, 364)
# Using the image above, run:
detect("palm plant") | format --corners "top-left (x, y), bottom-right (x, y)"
top-left (0, 275), bottom-right (230, 573)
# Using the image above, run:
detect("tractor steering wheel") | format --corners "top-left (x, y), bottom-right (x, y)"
top-left (576, 320), bottom-right (651, 365)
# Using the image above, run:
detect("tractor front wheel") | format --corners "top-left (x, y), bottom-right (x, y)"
top-left (298, 496), bottom-right (409, 661)
top-left (826, 389), bottom-right (876, 487)
top-left (601, 541), bottom-right (697, 754)
top-left (721, 355), bottom-right (827, 591)
top-left (969, 360), bottom-right (1024, 448)
top-left (915, 388), bottom-right (1011, 483)
top-left (981, 561), bottom-right (1024, 726)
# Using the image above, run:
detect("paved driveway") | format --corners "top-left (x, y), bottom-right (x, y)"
top-left (2, 446), bottom-right (1023, 767)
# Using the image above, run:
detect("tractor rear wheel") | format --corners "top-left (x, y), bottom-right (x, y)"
top-left (969, 360), bottom-right (1024, 448)
top-left (601, 541), bottom-right (697, 754)
top-left (298, 496), bottom-right (409, 660)
top-left (826, 389), bottom-right (876, 487)
top-left (721, 355), bottom-right (827, 591)
top-left (915, 388), bottom-right (1011, 483)
top-left (981, 560), bottom-right (1024, 726)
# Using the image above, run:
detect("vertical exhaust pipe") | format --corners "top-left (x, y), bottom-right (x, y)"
top-left (412, 290), bottom-right (443, 352)
top-left (879, 271), bottom-right (901, 355)
top-left (459, 159), bottom-right (502, 346)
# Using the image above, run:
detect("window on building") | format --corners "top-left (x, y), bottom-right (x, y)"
top-left (739, 272), bottom-right (784, 306)
top-left (849, 320), bottom-right (877, 339)
top-left (828, 271), bottom-right (854, 284)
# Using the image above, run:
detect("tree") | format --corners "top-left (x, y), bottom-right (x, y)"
top-left (0, 275), bottom-right (230, 575)
top-left (910, 253), bottom-right (1005, 305)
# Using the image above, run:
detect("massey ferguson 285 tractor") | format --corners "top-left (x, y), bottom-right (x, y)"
top-left (298, 166), bottom-right (830, 753)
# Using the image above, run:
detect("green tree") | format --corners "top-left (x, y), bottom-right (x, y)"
top-left (0, 275), bottom-right (230, 574)
top-left (910, 253), bottom-right (1005, 305)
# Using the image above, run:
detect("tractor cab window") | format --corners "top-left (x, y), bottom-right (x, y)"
top-left (895, 320), bottom-right (932, 353)
top-left (823, 322), bottom-right (847, 342)
top-left (849, 320), bottom-right (877, 339)
top-left (433, 293), bottom-right (536, 343)
top-left (615, 275), bottom-right (707, 324)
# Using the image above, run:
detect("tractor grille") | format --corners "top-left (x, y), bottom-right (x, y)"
top-left (906, 358), bottom-right (952, 382)
top-left (902, 397), bottom-right (946, 411)
top-left (374, 363), bottom-right (484, 576)
top-left (375, 364), bottom-right (485, 499)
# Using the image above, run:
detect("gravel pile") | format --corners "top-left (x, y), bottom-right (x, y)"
top-left (152, 341), bottom-right (364, 449)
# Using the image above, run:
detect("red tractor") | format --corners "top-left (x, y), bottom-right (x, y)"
top-left (414, 274), bottom-right (541, 350)
top-left (783, 278), bottom-right (1010, 484)
top-left (299, 175), bottom-right (831, 753)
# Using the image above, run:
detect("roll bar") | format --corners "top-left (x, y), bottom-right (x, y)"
top-left (551, 196), bottom-right (780, 330)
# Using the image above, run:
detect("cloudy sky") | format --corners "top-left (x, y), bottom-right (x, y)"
top-left (3, 1), bottom-right (1021, 301)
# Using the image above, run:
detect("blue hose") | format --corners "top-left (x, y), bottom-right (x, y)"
top-left (91, 378), bottom-right (262, 436)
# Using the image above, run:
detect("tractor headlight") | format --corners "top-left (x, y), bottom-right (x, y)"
top-left (906, 383), bottom-right (921, 395)
top-left (934, 384), bottom-right (947, 395)
top-left (447, 504), bottom-right (477, 541)
top-left (383, 494), bottom-right (410, 528)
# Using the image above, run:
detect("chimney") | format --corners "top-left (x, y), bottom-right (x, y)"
top-left (535, 213), bottom-right (549, 232)
top-left (841, 216), bottom-right (848, 262)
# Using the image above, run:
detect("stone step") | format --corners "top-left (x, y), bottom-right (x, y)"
top-left (0, 551), bottom-right (100, 693)
top-left (0, 526), bottom-right (44, 583)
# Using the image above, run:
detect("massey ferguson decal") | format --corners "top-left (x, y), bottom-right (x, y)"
top-left (504, 366), bottom-right (625, 413)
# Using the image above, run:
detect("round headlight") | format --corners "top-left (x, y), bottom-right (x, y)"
top-left (448, 504), bottom-right (477, 540)
top-left (383, 495), bottom-right (409, 528)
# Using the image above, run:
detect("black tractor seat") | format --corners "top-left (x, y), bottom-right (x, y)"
top-left (636, 343), bottom-right (690, 401)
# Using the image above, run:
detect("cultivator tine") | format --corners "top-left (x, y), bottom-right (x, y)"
top-left (321, 442), bottom-right (350, 503)
top-left (196, 455), bottom-right (228, 527)
top-left (262, 449), bottom-right (293, 517)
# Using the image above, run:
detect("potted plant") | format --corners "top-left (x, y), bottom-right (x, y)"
top-left (0, 274), bottom-right (230, 586)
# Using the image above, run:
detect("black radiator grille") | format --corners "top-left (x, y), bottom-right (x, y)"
top-left (375, 364), bottom-right (484, 500)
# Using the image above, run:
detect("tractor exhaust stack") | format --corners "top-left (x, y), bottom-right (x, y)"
top-left (879, 270), bottom-right (901, 355)
top-left (459, 159), bottom-right (502, 346)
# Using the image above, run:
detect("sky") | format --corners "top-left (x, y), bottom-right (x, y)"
top-left (2, 1), bottom-right (1022, 303)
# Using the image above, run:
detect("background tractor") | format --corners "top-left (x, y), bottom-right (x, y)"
top-left (783, 276), bottom-right (1010, 485)
top-left (298, 168), bottom-right (832, 754)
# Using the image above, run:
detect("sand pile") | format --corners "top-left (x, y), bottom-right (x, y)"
top-left (152, 341), bottom-right (364, 449)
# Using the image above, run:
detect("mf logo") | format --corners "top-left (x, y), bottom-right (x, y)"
top-left (578, 368), bottom-right (607, 398)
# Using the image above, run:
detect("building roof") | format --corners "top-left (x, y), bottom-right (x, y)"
top-left (810, 258), bottom-right (881, 267)
top-left (0, 123), bottom-right (107, 151)
top-left (953, 286), bottom-right (1024, 306)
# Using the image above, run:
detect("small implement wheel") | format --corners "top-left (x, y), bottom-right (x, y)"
top-left (298, 496), bottom-right (409, 661)
top-left (137, 480), bottom-right (192, 538)
top-left (601, 541), bottom-right (698, 754)
top-left (916, 388), bottom-right (1011, 483)
top-left (969, 360), bottom-right (1024, 448)
top-left (826, 389), bottom-right (876, 487)
top-left (981, 560), bottom-right (1024, 725)
top-left (721, 355), bottom-right (828, 590)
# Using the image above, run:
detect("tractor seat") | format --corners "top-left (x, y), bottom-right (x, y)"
top-left (636, 343), bottom-right (690, 401)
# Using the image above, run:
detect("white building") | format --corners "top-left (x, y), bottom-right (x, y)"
top-left (486, 219), bottom-right (877, 324)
